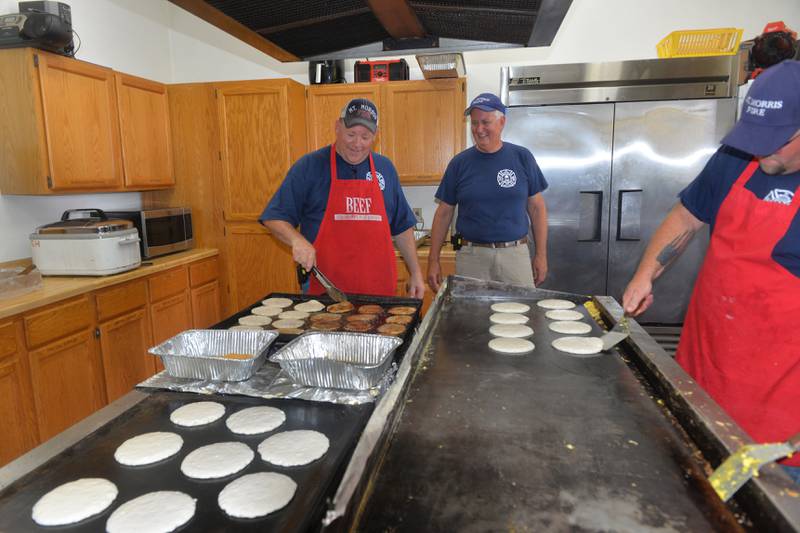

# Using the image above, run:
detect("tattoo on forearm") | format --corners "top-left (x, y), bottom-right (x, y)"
top-left (656, 230), bottom-right (695, 267)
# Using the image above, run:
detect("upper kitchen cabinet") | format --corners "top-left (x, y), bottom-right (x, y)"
top-left (115, 73), bottom-right (174, 188)
top-left (0, 48), bottom-right (174, 194)
top-left (381, 78), bottom-right (466, 185)
top-left (306, 84), bottom-right (382, 152)
top-left (214, 79), bottom-right (307, 221)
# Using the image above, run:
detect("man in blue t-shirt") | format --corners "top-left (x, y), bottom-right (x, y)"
top-left (427, 93), bottom-right (549, 290)
top-left (259, 99), bottom-right (424, 298)
top-left (623, 60), bottom-right (800, 484)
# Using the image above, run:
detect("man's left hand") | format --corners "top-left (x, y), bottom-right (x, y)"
top-left (533, 254), bottom-right (548, 286)
top-left (407, 272), bottom-right (426, 299)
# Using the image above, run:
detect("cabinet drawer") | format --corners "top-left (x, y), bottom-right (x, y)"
top-left (189, 258), bottom-right (219, 288)
top-left (0, 321), bottom-right (16, 360)
top-left (95, 280), bottom-right (148, 322)
top-left (148, 267), bottom-right (189, 302)
top-left (24, 297), bottom-right (92, 348)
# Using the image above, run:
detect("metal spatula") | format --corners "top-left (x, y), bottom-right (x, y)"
top-left (709, 431), bottom-right (800, 501)
top-left (298, 265), bottom-right (348, 303)
top-left (601, 312), bottom-right (630, 351)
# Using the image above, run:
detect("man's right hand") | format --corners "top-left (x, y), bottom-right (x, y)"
top-left (622, 274), bottom-right (654, 317)
top-left (427, 259), bottom-right (442, 292)
top-left (292, 239), bottom-right (316, 271)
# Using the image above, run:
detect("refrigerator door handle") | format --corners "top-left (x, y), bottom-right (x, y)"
top-left (577, 190), bottom-right (604, 242)
top-left (617, 189), bottom-right (642, 241)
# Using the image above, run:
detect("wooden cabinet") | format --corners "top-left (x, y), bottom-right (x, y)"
top-left (214, 79), bottom-right (307, 221)
top-left (304, 78), bottom-right (466, 185)
top-left (398, 252), bottom-right (456, 315)
top-left (28, 330), bottom-right (106, 441)
top-left (115, 72), bottom-right (174, 188)
top-left (0, 48), bottom-right (173, 194)
top-left (306, 84), bottom-right (382, 151)
top-left (191, 281), bottom-right (221, 328)
top-left (150, 292), bottom-right (193, 345)
top-left (0, 321), bottom-right (39, 465)
top-left (381, 79), bottom-right (466, 185)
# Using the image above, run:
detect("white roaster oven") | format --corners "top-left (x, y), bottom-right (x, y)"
top-left (30, 209), bottom-right (142, 276)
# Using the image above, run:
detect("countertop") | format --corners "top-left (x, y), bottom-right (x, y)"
top-left (0, 248), bottom-right (218, 321)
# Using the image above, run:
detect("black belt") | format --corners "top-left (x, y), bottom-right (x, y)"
top-left (462, 237), bottom-right (528, 249)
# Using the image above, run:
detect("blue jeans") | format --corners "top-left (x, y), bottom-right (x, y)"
top-left (784, 466), bottom-right (800, 484)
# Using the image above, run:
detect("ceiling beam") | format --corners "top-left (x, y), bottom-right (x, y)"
top-left (527, 0), bottom-right (573, 47)
top-left (254, 8), bottom-right (371, 35)
top-left (410, 3), bottom-right (536, 17)
top-left (366, 0), bottom-right (426, 39)
top-left (167, 0), bottom-right (299, 62)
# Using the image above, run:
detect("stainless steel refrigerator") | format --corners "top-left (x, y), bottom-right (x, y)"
top-left (500, 56), bottom-right (739, 325)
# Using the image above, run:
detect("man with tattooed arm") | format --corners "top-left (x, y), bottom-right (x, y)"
top-left (623, 60), bottom-right (800, 484)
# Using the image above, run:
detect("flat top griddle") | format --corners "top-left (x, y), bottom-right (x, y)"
top-left (358, 292), bottom-right (740, 532)
top-left (0, 392), bottom-right (372, 533)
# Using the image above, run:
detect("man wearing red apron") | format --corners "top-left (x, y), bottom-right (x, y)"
top-left (261, 99), bottom-right (425, 298)
top-left (623, 60), bottom-right (800, 484)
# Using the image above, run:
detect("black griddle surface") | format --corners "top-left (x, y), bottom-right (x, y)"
top-left (358, 296), bottom-right (736, 532)
top-left (0, 392), bottom-right (372, 532)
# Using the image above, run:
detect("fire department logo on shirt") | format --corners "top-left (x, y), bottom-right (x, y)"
top-left (366, 171), bottom-right (385, 191)
top-left (497, 169), bottom-right (517, 188)
top-left (764, 189), bottom-right (794, 205)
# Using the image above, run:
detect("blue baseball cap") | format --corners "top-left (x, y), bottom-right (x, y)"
top-left (341, 98), bottom-right (378, 133)
top-left (721, 60), bottom-right (800, 156)
top-left (464, 92), bottom-right (507, 116)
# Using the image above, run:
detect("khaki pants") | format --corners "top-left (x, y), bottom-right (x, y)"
top-left (455, 243), bottom-right (535, 286)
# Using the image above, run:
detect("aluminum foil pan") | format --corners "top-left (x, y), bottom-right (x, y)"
top-left (148, 329), bottom-right (278, 382)
top-left (270, 332), bottom-right (403, 390)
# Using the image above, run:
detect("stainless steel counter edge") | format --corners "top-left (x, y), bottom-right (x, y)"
top-left (594, 295), bottom-right (800, 532)
top-left (323, 279), bottom-right (448, 527)
top-left (0, 390), bottom-right (149, 491)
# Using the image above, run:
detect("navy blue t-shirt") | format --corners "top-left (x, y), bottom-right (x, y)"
top-left (435, 142), bottom-right (548, 242)
top-left (259, 146), bottom-right (417, 243)
top-left (680, 145), bottom-right (800, 278)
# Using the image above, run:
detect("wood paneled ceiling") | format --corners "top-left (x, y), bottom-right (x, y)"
top-left (168, 0), bottom-right (573, 62)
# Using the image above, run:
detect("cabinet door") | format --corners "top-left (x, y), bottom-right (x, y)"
top-left (0, 321), bottom-right (39, 465)
top-left (191, 280), bottom-right (221, 329)
top-left (306, 84), bottom-right (382, 152)
top-left (29, 330), bottom-right (106, 441)
top-left (115, 73), bottom-right (174, 188)
top-left (226, 223), bottom-right (298, 310)
top-left (36, 52), bottom-right (123, 190)
top-left (99, 308), bottom-right (154, 402)
top-left (381, 79), bottom-right (466, 185)
top-left (150, 292), bottom-right (193, 372)
top-left (216, 83), bottom-right (292, 221)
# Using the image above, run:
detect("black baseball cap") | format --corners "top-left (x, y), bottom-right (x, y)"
top-left (341, 98), bottom-right (378, 133)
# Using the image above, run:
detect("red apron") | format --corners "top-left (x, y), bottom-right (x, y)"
top-left (677, 160), bottom-right (800, 465)
top-left (308, 145), bottom-right (397, 297)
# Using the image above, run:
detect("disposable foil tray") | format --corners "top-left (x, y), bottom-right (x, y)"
top-left (270, 332), bottom-right (403, 390)
top-left (148, 329), bottom-right (278, 381)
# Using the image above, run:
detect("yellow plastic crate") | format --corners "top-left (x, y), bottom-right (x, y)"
top-left (657, 28), bottom-right (744, 58)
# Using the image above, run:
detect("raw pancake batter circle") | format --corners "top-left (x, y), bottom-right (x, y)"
top-left (488, 337), bottom-right (535, 354)
top-left (239, 315), bottom-right (271, 327)
top-left (114, 432), bottom-right (184, 466)
top-left (258, 430), bottom-right (330, 467)
top-left (262, 297), bottom-right (293, 308)
top-left (169, 401), bottom-right (225, 427)
top-left (218, 472), bottom-right (297, 519)
top-left (544, 309), bottom-right (584, 321)
top-left (548, 321), bottom-right (592, 335)
top-left (105, 491), bottom-right (196, 533)
top-left (180, 441), bottom-right (254, 479)
top-left (272, 319), bottom-right (305, 329)
top-left (294, 299), bottom-right (325, 312)
top-left (490, 302), bottom-right (531, 313)
top-left (251, 306), bottom-right (283, 317)
top-left (489, 324), bottom-right (534, 339)
top-left (552, 336), bottom-right (604, 356)
top-left (226, 406), bottom-right (286, 435)
top-left (536, 298), bottom-right (576, 310)
top-left (278, 310), bottom-right (309, 320)
top-left (32, 478), bottom-right (118, 526)
top-left (489, 313), bottom-right (529, 325)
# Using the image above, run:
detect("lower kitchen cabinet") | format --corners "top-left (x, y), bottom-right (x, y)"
top-left (0, 321), bottom-right (39, 465)
top-left (397, 253), bottom-right (455, 315)
top-left (28, 330), bottom-right (107, 441)
top-left (98, 308), bottom-right (154, 402)
top-left (191, 280), bottom-right (221, 328)
top-left (150, 291), bottom-right (193, 372)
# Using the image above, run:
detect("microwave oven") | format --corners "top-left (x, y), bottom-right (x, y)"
top-left (105, 207), bottom-right (193, 259)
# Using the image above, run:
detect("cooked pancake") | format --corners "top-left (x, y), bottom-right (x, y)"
top-left (346, 313), bottom-right (377, 323)
top-left (536, 298), bottom-right (576, 310)
top-left (358, 304), bottom-right (384, 315)
top-left (261, 297), bottom-right (293, 308)
top-left (344, 322), bottom-right (373, 332)
top-left (272, 319), bottom-right (305, 329)
top-left (327, 301), bottom-right (354, 313)
top-left (308, 312), bottom-right (342, 323)
top-left (386, 315), bottom-right (413, 325)
top-left (377, 323), bottom-right (406, 336)
top-left (276, 328), bottom-right (305, 335)
top-left (488, 337), bottom-right (535, 354)
top-left (311, 322), bottom-right (340, 331)
top-left (293, 299), bottom-right (325, 313)
top-left (490, 302), bottom-right (531, 313)
top-left (552, 336), bottom-right (603, 355)
top-left (387, 305), bottom-right (416, 316)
